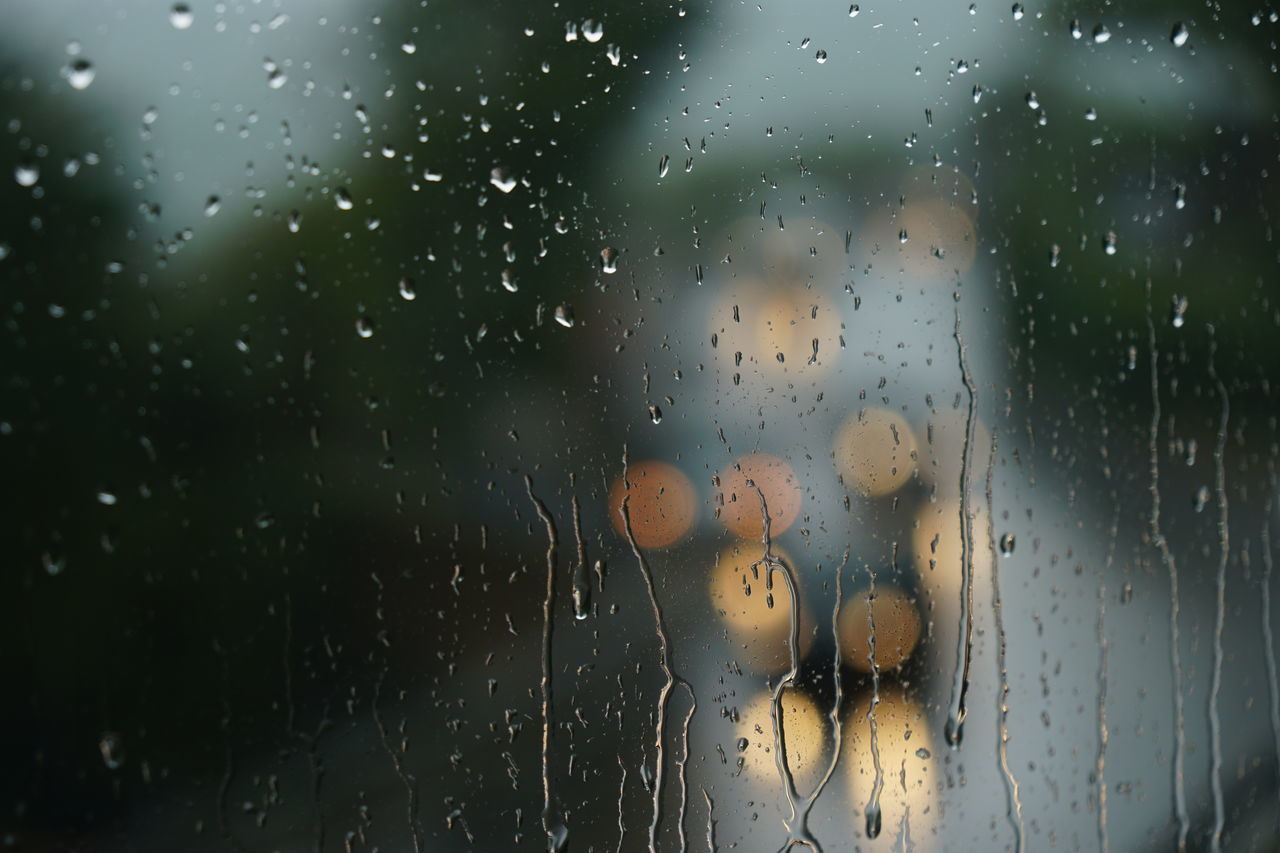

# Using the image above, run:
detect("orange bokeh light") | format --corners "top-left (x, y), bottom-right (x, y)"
top-left (716, 453), bottom-right (802, 539)
top-left (608, 460), bottom-right (697, 549)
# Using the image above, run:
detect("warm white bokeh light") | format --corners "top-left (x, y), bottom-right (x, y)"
top-left (834, 407), bottom-right (919, 496)
top-left (708, 541), bottom-right (813, 675)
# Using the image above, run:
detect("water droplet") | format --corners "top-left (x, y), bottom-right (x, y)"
top-left (1102, 230), bottom-right (1117, 255)
top-left (1119, 583), bottom-right (1134, 604)
top-left (1193, 484), bottom-right (1210, 513)
top-left (356, 316), bottom-right (375, 338)
top-left (1171, 21), bottom-right (1189, 47)
top-left (97, 490), bottom-right (118, 506)
top-left (599, 247), bottom-right (618, 274)
top-left (1012, 3), bottom-right (1025, 20)
top-left (865, 802), bottom-right (882, 839)
top-left (581, 19), bottom-right (604, 43)
top-left (1069, 19), bottom-right (1082, 39)
top-left (500, 269), bottom-right (518, 292)
top-left (398, 277), bottom-right (416, 301)
top-left (1026, 91), bottom-right (1040, 110)
top-left (848, 4), bottom-right (860, 16)
top-left (1000, 533), bottom-right (1016, 555)
top-left (944, 714), bottom-right (964, 747)
top-left (554, 305), bottom-right (574, 327)
top-left (489, 167), bottom-right (517, 193)
top-left (204, 195), bottom-right (221, 217)
top-left (14, 163), bottom-right (39, 188)
top-left (1092, 24), bottom-right (1111, 43)
top-left (648, 404), bottom-right (663, 424)
top-left (1170, 294), bottom-right (1188, 328)
top-left (99, 732), bottom-right (124, 769)
top-left (65, 59), bottom-right (96, 90)
top-left (401, 40), bottom-right (416, 55)
top-left (334, 188), bottom-right (353, 211)
top-left (815, 49), bottom-right (828, 63)
top-left (169, 3), bottom-right (194, 29)
top-left (657, 154), bottom-right (670, 178)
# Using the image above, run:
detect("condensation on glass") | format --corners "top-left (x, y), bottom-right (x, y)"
top-left (1, 1), bottom-right (1277, 851)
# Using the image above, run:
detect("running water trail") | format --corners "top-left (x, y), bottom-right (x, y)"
top-left (570, 494), bottom-right (591, 620)
top-left (618, 447), bottom-right (696, 853)
top-left (863, 564), bottom-right (884, 840)
top-left (946, 301), bottom-right (979, 747)
top-left (1262, 466), bottom-right (1280, 834)
top-left (1145, 286), bottom-right (1190, 851)
top-left (524, 476), bottom-right (562, 850)
top-left (987, 433), bottom-right (1024, 850)
top-left (1095, 397), bottom-right (1119, 853)
top-left (1207, 332), bottom-right (1230, 853)
top-left (746, 482), bottom-right (850, 852)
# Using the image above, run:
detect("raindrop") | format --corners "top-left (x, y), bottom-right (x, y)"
top-left (599, 247), bottom-right (618, 274)
top-left (14, 163), bottom-right (39, 188)
top-left (398, 277), bottom-right (416, 301)
top-left (500, 269), bottom-right (518, 292)
top-left (1000, 533), bottom-right (1016, 555)
top-left (815, 49), bottom-right (828, 63)
top-left (204, 196), bottom-right (221, 217)
top-left (648, 404), bottom-right (663, 424)
top-left (1171, 21), bottom-right (1189, 47)
top-left (658, 154), bottom-right (670, 178)
top-left (865, 802), bottom-right (882, 839)
top-left (355, 316), bottom-right (375, 338)
top-left (1091, 24), bottom-right (1111, 43)
top-left (489, 167), bottom-right (517, 193)
top-left (97, 490), bottom-right (118, 506)
top-left (65, 59), bottom-right (96, 90)
top-left (1011, 3), bottom-right (1024, 20)
top-left (401, 40), bottom-right (417, 55)
top-left (1193, 485), bottom-right (1210, 513)
top-left (169, 3), bottom-right (194, 29)
top-left (99, 732), bottom-right (124, 769)
top-left (1069, 19), bottom-right (1082, 39)
top-left (1048, 244), bottom-right (1061, 267)
top-left (581, 19), bottom-right (604, 43)
top-left (1102, 231), bottom-right (1117, 255)
top-left (334, 188), bottom-right (354, 211)
top-left (1169, 295), bottom-right (1188, 328)
top-left (554, 305), bottom-right (574, 328)
top-left (848, 4), bottom-right (860, 16)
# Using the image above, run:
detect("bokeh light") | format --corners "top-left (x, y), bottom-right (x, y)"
top-left (716, 453), bottom-right (803, 539)
top-left (841, 685), bottom-right (938, 848)
top-left (838, 584), bottom-right (922, 674)
top-left (834, 407), bottom-right (919, 497)
top-left (708, 541), bottom-right (813, 675)
top-left (608, 460), bottom-right (697, 548)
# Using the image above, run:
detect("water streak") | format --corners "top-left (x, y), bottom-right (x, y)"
top-left (524, 476), bottom-right (560, 851)
top-left (619, 447), bottom-right (695, 852)
top-left (987, 433), bottom-right (1024, 850)
top-left (946, 301), bottom-right (979, 746)
top-left (1207, 332), bottom-right (1229, 853)
top-left (1146, 287), bottom-right (1189, 851)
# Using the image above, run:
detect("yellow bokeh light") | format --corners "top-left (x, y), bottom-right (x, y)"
top-left (834, 408), bottom-right (919, 497)
top-left (708, 541), bottom-right (813, 675)
top-left (734, 687), bottom-right (833, 794)
top-left (838, 585), bottom-right (922, 674)
top-left (608, 460), bottom-right (697, 549)
top-left (911, 498), bottom-right (994, 609)
top-left (709, 280), bottom-right (843, 378)
top-left (842, 685), bottom-right (938, 846)
top-left (716, 453), bottom-right (803, 539)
